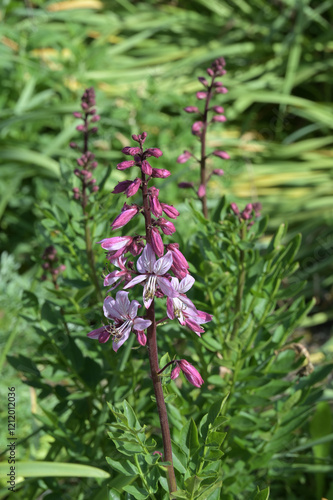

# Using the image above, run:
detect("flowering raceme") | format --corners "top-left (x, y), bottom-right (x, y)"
top-left (88, 131), bottom-right (212, 385)
top-left (177, 57), bottom-right (230, 218)
top-left (87, 130), bottom-right (213, 493)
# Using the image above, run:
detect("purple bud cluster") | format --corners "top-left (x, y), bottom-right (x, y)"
top-left (177, 57), bottom-right (229, 202)
top-left (41, 246), bottom-right (66, 287)
top-left (230, 202), bottom-right (262, 226)
top-left (71, 87), bottom-right (100, 202)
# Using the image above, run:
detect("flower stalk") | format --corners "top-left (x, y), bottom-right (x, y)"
top-left (88, 131), bottom-right (212, 495)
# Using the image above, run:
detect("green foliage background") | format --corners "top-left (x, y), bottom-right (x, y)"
top-left (0, 0), bottom-right (333, 499)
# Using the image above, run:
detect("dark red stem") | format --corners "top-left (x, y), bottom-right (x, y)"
top-left (200, 76), bottom-right (216, 218)
top-left (140, 147), bottom-right (177, 494)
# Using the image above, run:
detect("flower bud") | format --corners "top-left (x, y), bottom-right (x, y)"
top-left (161, 203), bottom-right (179, 219)
top-left (126, 178), bottom-right (141, 198)
top-left (91, 115), bottom-right (100, 122)
top-left (141, 160), bottom-right (152, 176)
top-left (212, 169), bottom-right (224, 176)
top-left (184, 106), bottom-right (199, 113)
top-left (111, 205), bottom-right (139, 230)
top-left (178, 182), bottom-right (194, 189)
top-left (122, 146), bottom-right (141, 156)
top-left (192, 121), bottom-right (204, 136)
top-left (212, 115), bottom-right (227, 122)
top-left (213, 150), bottom-right (230, 159)
top-left (151, 168), bottom-right (171, 178)
top-left (112, 180), bottom-right (132, 194)
top-left (117, 160), bottom-right (136, 170)
top-left (196, 91), bottom-right (207, 100)
top-left (215, 87), bottom-right (228, 94)
top-left (177, 151), bottom-right (192, 164)
top-left (76, 124), bottom-right (85, 132)
top-left (73, 112), bottom-right (82, 118)
top-left (212, 106), bottom-right (224, 113)
top-left (198, 77), bottom-right (208, 86)
top-left (206, 68), bottom-right (214, 76)
top-left (178, 360), bottom-right (204, 388)
top-left (151, 227), bottom-right (164, 257)
top-left (145, 148), bottom-right (163, 158)
top-left (197, 184), bottom-right (206, 198)
top-left (230, 202), bottom-right (239, 215)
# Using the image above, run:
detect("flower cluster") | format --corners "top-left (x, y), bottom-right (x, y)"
top-left (88, 132), bottom-right (212, 387)
top-left (177, 57), bottom-right (229, 213)
top-left (41, 245), bottom-right (66, 288)
top-left (230, 201), bottom-right (262, 226)
top-left (71, 87), bottom-right (100, 203)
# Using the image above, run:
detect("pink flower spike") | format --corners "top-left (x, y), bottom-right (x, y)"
top-left (122, 147), bottom-right (141, 156)
top-left (177, 151), bottom-right (192, 164)
top-left (213, 150), bottom-right (230, 160)
top-left (126, 178), bottom-right (141, 197)
top-left (145, 148), bottom-right (163, 158)
top-left (112, 180), bottom-right (132, 194)
top-left (141, 160), bottom-right (152, 176)
top-left (212, 169), bottom-right (224, 176)
top-left (117, 160), bottom-right (136, 170)
top-left (111, 205), bottom-right (139, 230)
top-left (196, 91), bottom-right (207, 100)
top-left (184, 106), bottom-right (199, 113)
top-left (151, 227), bottom-right (164, 257)
top-left (197, 184), bottom-right (206, 198)
top-left (161, 203), bottom-right (179, 219)
top-left (212, 115), bottom-right (227, 122)
top-left (151, 168), bottom-right (171, 178)
top-left (178, 360), bottom-right (204, 388)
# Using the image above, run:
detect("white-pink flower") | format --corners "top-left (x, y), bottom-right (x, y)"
top-left (103, 255), bottom-right (132, 291)
top-left (87, 291), bottom-right (151, 351)
top-left (124, 244), bottom-right (177, 308)
top-left (166, 275), bottom-right (212, 335)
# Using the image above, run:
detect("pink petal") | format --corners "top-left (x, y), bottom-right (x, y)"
top-left (157, 277), bottom-right (178, 298)
top-left (137, 244), bottom-right (156, 274)
top-left (179, 275), bottom-right (195, 293)
top-left (133, 318), bottom-right (152, 331)
top-left (123, 274), bottom-right (147, 289)
top-left (153, 251), bottom-right (173, 276)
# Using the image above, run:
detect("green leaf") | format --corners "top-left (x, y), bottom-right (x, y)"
top-left (105, 457), bottom-right (138, 476)
top-left (122, 484), bottom-right (149, 499)
top-left (0, 462), bottom-right (109, 478)
top-left (252, 486), bottom-right (270, 500)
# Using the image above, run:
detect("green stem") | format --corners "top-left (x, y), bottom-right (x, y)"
top-left (134, 454), bottom-right (158, 500)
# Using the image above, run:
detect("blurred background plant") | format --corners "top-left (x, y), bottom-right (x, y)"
top-left (0, 0), bottom-right (333, 498)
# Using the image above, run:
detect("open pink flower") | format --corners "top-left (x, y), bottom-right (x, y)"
top-left (103, 256), bottom-right (132, 291)
top-left (124, 244), bottom-right (177, 308)
top-left (166, 275), bottom-right (212, 335)
top-left (87, 291), bottom-right (151, 351)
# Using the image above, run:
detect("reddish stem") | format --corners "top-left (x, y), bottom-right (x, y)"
top-left (199, 76), bottom-right (216, 218)
top-left (140, 150), bottom-right (177, 493)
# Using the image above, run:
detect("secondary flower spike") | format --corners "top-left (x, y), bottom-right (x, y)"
top-left (177, 57), bottom-right (229, 218)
